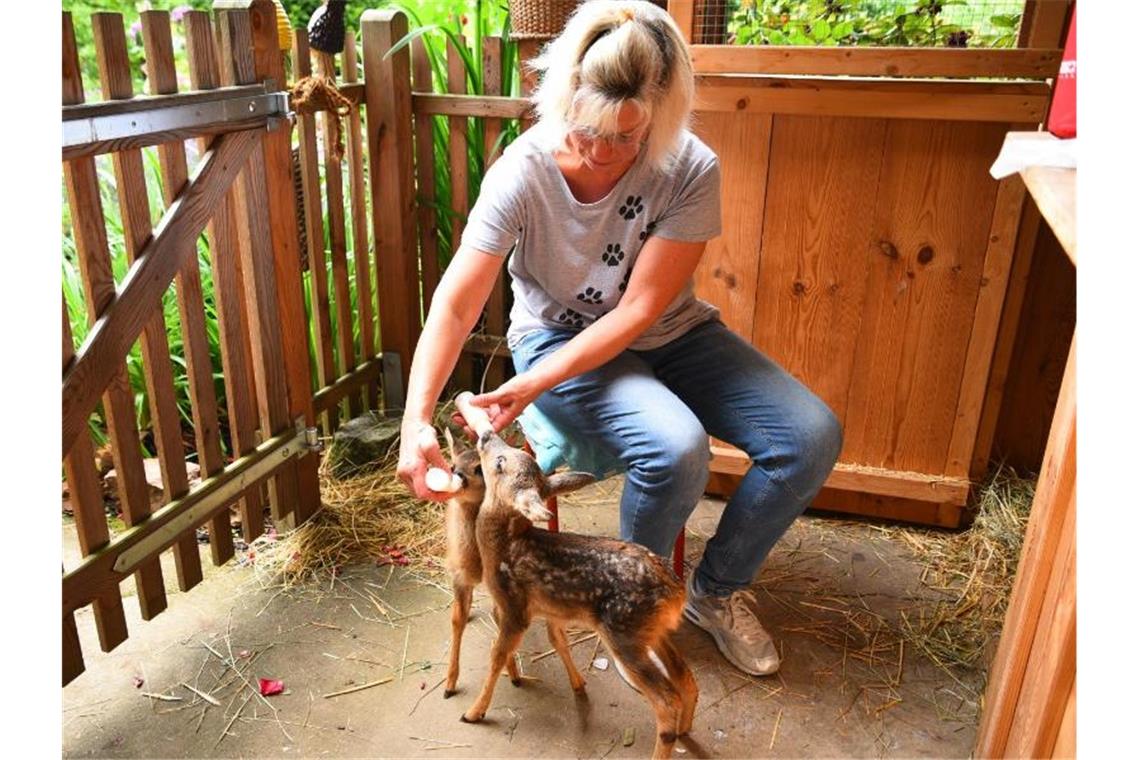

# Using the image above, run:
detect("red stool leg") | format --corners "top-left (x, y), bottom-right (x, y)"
top-left (673, 530), bottom-right (685, 577)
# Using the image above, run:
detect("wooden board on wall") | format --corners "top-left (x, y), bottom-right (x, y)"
top-left (690, 111), bottom-right (772, 336)
top-left (751, 115), bottom-right (886, 433)
top-left (842, 120), bottom-right (1007, 474)
top-left (992, 224), bottom-right (1075, 474)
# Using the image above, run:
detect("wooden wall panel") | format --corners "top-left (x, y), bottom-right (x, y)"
top-left (992, 225), bottom-right (1076, 474)
top-left (842, 120), bottom-right (1007, 473)
top-left (690, 111), bottom-right (772, 337)
top-left (750, 115), bottom-right (886, 428)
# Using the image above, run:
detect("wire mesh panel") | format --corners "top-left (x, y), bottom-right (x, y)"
top-left (694, 0), bottom-right (1026, 47)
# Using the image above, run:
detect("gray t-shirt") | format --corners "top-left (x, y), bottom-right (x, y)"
top-left (460, 126), bottom-right (722, 351)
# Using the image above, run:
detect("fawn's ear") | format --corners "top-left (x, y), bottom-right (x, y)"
top-left (544, 471), bottom-right (596, 498)
top-left (514, 489), bottom-right (554, 523)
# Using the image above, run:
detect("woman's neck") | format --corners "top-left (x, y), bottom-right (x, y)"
top-left (553, 143), bottom-right (638, 204)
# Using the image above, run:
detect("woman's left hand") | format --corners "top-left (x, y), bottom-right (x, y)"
top-left (466, 374), bottom-right (542, 433)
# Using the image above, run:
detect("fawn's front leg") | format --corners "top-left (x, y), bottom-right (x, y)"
top-left (445, 581), bottom-right (474, 698)
top-left (461, 615), bottom-right (525, 723)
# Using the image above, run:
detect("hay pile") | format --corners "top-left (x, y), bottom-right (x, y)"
top-left (246, 407), bottom-right (527, 589)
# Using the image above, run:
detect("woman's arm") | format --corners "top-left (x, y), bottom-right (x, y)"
top-left (398, 245), bottom-right (505, 499)
top-left (470, 235), bottom-right (708, 430)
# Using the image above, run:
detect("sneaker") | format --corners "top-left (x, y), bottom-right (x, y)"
top-left (683, 572), bottom-right (781, 676)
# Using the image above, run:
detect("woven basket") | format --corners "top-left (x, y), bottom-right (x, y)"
top-left (508, 0), bottom-right (583, 40)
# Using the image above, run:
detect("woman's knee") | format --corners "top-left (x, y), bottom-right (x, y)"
top-left (627, 419), bottom-right (710, 485)
top-left (783, 398), bottom-right (843, 496)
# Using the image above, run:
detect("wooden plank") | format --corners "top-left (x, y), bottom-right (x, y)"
top-left (63, 83), bottom-right (270, 121)
top-left (315, 48), bottom-right (360, 418)
top-left (689, 46), bottom-right (1063, 80)
top-left (362, 9), bottom-right (421, 392)
top-left (244, 3), bottom-right (323, 529)
top-left (63, 11), bottom-right (168, 622)
top-left (841, 120), bottom-right (1006, 474)
top-left (690, 111), bottom-right (772, 338)
top-left (1051, 680), bottom-right (1076, 759)
top-left (1022, 165), bottom-right (1075, 262)
top-left (693, 75), bottom-right (1050, 123)
top-left (63, 115), bottom-right (274, 161)
top-left (447, 35), bottom-right (476, 393)
top-left (343, 30), bottom-right (378, 411)
top-left (313, 358), bottom-right (385, 415)
top-left (944, 176), bottom-right (1028, 478)
top-left (185, 9), bottom-right (263, 542)
top-left (710, 445), bottom-right (969, 504)
top-left (141, 9), bottom-right (234, 567)
top-left (705, 474), bottom-right (961, 528)
top-left (63, 610), bottom-right (85, 686)
top-left (62, 298), bottom-right (130, 653)
top-left (412, 92), bottom-right (530, 119)
top-left (748, 115), bottom-right (885, 435)
top-left (969, 196), bottom-right (1043, 480)
top-left (412, 38), bottom-right (441, 315)
top-left (292, 31), bottom-right (338, 431)
top-left (667, 0), bottom-right (694, 44)
top-left (216, 1), bottom-right (302, 527)
top-left (482, 35), bottom-right (507, 391)
top-left (62, 128), bottom-right (260, 461)
top-left (1004, 485), bottom-right (1075, 758)
top-left (94, 12), bottom-right (204, 593)
top-left (975, 337), bottom-right (1075, 757)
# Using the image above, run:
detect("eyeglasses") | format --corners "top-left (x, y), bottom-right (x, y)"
top-left (569, 124), bottom-right (647, 149)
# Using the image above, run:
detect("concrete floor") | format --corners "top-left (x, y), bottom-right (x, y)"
top-left (63, 479), bottom-right (984, 758)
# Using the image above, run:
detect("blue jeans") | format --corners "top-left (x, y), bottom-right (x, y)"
top-left (511, 319), bottom-right (843, 597)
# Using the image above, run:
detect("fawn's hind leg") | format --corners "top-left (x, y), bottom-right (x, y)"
top-left (492, 606), bottom-right (522, 685)
top-left (611, 641), bottom-right (684, 759)
top-left (656, 638), bottom-right (697, 735)
top-left (445, 581), bottom-right (474, 698)
top-left (546, 621), bottom-right (586, 693)
top-left (462, 617), bottom-right (525, 723)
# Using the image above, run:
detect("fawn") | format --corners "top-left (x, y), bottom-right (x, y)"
top-left (441, 430), bottom-right (587, 699)
top-left (462, 425), bottom-right (698, 759)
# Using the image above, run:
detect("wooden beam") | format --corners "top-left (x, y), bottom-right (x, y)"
top-left (313, 357), bottom-right (385, 415)
top-left (694, 75), bottom-right (1050, 123)
top-left (412, 92), bottom-right (531, 119)
top-left (61, 127), bottom-right (260, 458)
top-left (690, 46), bottom-right (1063, 80)
top-left (709, 445), bottom-right (970, 504)
top-left (667, 0), bottom-right (694, 44)
top-left (1022, 165), bottom-right (1075, 262)
top-left (62, 82), bottom-right (267, 119)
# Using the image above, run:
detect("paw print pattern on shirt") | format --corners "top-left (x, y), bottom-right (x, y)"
top-left (618, 195), bottom-right (644, 221)
top-left (618, 267), bottom-right (632, 294)
top-left (556, 308), bottom-right (586, 328)
top-left (602, 243), bottom-right (625, 266)
top-left (576, 287), bottom-right (604, 305)
top-left (638, 221), bottom-right (657, 242)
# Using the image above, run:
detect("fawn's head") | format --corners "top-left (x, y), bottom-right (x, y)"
top-left (444, 428), bottom-right (486, 508)
top-left (475, 430), bottom-right (594, 522)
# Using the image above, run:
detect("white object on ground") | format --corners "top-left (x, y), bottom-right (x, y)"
top-left (592, 657), bottom-right (609, 671)
top-left (990, 132), bottom-right (1077, 180)
top-left (425, 467), bottom-right (462, 493)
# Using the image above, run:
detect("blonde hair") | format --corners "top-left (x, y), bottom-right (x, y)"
top-left (529, 0), bottom-right (694, 172)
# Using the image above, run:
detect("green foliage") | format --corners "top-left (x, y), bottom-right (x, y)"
top-left (727, 0), bottom-right (1023, 48)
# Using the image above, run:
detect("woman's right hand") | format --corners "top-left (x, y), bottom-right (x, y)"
top-left (397, 418), bottom-right (453, 502)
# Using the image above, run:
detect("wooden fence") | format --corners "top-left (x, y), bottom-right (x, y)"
top-left (60, 0), bottom-right (416, 685)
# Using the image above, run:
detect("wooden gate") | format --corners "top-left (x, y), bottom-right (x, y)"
top-left (60, 0), bottom-right (403, 685)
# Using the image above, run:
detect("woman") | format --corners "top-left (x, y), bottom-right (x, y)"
top-left (397, 0), bottom-right (842, 677)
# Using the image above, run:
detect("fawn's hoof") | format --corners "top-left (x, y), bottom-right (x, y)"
top-left (443, 688), bottom-right (457, 699)
top-left (510, 678), bottom-right (522, 687)
top-left (460, 711), bottom-right (484, 723)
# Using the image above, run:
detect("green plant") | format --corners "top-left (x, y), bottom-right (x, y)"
top-left (727, 0), bottom-right (1022, 48)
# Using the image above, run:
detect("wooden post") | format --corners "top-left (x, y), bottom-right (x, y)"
top-left (362, 9), bottom-right (420, 394)
top-left (411, 38), bottom-right (442, 314)
top-left (482, 35), bottom-right (508, 391)
top-left (667, 0), bottom-right (695, 44)
top-left (214, 0), bottom-right (319, 528)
